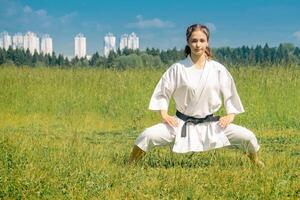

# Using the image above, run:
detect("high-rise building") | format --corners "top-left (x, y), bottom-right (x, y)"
top-left (104, 33), bottom-right (116, 57)
top-left (119, 34), bottom-right (128, 51)
top-left (41, 34), bottom-right (53, 55)
top-left (12, 33), bottom-right (24, 49)
top-left (119, 32), bottom-right (140, 51)
top-left (127, 32), bottom-right (139, 50)
top-left (74, 33), bottom-right (86, 58)
top-left (2, 32), bottom-right (12, 50)
top-left (23, 31), bottom-right (40, 54)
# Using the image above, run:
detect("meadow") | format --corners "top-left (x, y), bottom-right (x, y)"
top-left (0, 65), bottom-right (299, 199)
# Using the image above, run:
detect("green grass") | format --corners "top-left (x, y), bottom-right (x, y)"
top-left (0, 66), bottom-right (299, 199)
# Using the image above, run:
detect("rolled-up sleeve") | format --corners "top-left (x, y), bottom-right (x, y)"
top-left (148, 65), bottom-right (177, 111)
top-left (219, 66), bottom-right (245, 115)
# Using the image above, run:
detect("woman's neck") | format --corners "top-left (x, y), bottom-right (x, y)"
top-left (190, 54), bottom-right (206, 69)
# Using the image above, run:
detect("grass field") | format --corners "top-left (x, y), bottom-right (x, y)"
top-left (0, 66), bottom-right (299, 199)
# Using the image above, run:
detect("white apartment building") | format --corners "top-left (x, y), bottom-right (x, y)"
top-left (119, 34), bottom-right (128, 51)
top-left (12, 33), bottom-right (24, 49)
top-left (118, 32), bottom-right (139, 51)
top-left (41, 34), bottom-right (53, 55)
top-left (104, 33), bottom-right (116, 57)
top-left (23, 31), bottom-right (40, 54)
top-left (74, 33), bottom-right (86, 58)
top-left (2, 32), bottom-right (12, 50)
top-left (127, 32), bottom-right (139, 50)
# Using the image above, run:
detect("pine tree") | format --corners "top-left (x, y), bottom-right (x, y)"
top-left (32, 50), bottom-right (39, 66)
top-left (25, 49), bottom-right (32, 66)
top-left (50, 52), bottom-right (57, 66)
top-left (89, 52), bottom-right (100, 66)
top-left (57, 54), bottom-right (65, 66)
top-left (0, 48), bottom-right (6, 65)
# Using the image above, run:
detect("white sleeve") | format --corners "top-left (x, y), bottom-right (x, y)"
top-left (219, 66), bottom-right (245, 115)
top-left (148, 65), bottom-right (177, 111)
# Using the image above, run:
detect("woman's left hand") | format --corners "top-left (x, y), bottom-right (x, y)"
top-left (219, 113), bottom-right (235, 128)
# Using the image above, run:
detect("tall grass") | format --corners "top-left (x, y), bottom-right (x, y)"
top-left (0, 66), bottom-right (299, 199)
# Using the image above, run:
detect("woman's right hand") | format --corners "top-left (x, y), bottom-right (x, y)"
top-left (160, 110), bottom-right (179, 127)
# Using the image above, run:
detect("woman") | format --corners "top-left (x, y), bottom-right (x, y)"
top-left (128, 24), bottom-right (264, 167)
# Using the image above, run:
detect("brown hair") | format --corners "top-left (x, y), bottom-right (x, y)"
top-left (184, 24), bottom-right (212, 59)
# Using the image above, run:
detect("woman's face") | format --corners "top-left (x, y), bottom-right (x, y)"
top-left (188, 29), bottom-right (208, 58)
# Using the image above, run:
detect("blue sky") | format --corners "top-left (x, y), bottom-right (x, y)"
top-left (1, 0), bottom-right (300, 56)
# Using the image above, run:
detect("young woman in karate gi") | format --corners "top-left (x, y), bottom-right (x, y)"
top-left (128, 24), bottom-right (264, 167)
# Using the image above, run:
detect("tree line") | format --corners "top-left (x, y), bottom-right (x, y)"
top-left (0, 43), bottom-right (299, 68)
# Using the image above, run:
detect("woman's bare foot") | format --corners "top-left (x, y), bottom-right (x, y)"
top-left (248, 152), bottom-right (265, 168)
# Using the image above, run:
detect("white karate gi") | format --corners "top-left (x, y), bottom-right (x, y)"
top-left (135, 56), bottom-right (260, 153)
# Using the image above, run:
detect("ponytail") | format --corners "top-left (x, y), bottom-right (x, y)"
top-left (184, 45), bottom-right (191, 57)
top-left (205, 46), bottom-right (212, 59)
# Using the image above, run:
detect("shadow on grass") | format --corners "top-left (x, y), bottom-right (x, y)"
top-left (84, 129), bottom-right (139, 144)
top-left (111, 147), bottom-right (252, 169)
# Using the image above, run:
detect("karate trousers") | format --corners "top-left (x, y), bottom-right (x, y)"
top-left (135, 122), bottom-right (260, 153)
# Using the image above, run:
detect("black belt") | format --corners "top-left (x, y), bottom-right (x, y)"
top-left (175, 110), bottom-right (220, 137)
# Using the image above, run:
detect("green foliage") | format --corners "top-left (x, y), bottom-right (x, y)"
top-left (213, 43), bottom-right (300, 66)
top-left (1, 43), bottom-right (300, 69)
top-left (140, 53), bottom-right (163, 68)
top-left (114, 54), bottom-right (142, 69)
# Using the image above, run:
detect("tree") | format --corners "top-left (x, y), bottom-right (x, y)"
top-left (89, 52), bottom-right (100, 66)
top-left (254, 45), bottom-right (263, 64)
top-left (14, 48), bottom-right (25, 66)
top-left (79, 57), bottom-right (89, 67)
top-left (141, 53), bottom-right (163, 68)
top-left (24, 49), bottom-right (32, 66)
top-left (114, 54), bottom-right (143, 69)
top-left (32, 50), bottom-right (39, 66)
top-left (71, 56), bottom-right (79, 66)
top-left (276, 44), bottom-right (289, 64)
top-left (0, 48), bottom-right (6, 65)
top-left (293, 47), bottom-right (300, 59)
top-left (6, 46), bottom-right (14, 62)
top-left (57, 54), bottom-right (65, 66)
top-left (44, 54), bottom-right (51, 66)
top-left (107, 51), bottom-right (117, 68)
top-left (263, 43), bottom-right (271, 64)
top-left (50, 52), bottom-right (57, 66)
top-left (116, 48), bottom-right (122, 56)
top-left (96, 56), bottom-right (107, 67)
top-left (64, 57), bottom-right (70, 67)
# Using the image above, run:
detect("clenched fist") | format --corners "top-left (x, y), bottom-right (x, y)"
top-left (219, 113), bottom-right (235, 128)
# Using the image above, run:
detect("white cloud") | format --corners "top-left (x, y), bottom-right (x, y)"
top-left (293, 31), bottom-right (300, 40)
top-left (21, 7), bottom-right (52, 28)
top-left (0, 1), bottom-right (56, 31)
top-left (5, 7), bottom-right (18, 17)
top-left (1, 0), bottom-right (77, 28)
top-left (35, 9), bottom-right (48, 17)
top-left (23, 5), bottom-right (32, 14)
top-left (59, 12), bottom-right (77, 24)
top-left (0, 0), bottom-right (20, 17)
top-left (205, 22), bottom-right (216, 32)
top-left (81, 21), bottom-right (110, 32)
top-left (126, 15), bottom-right (175, 29)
